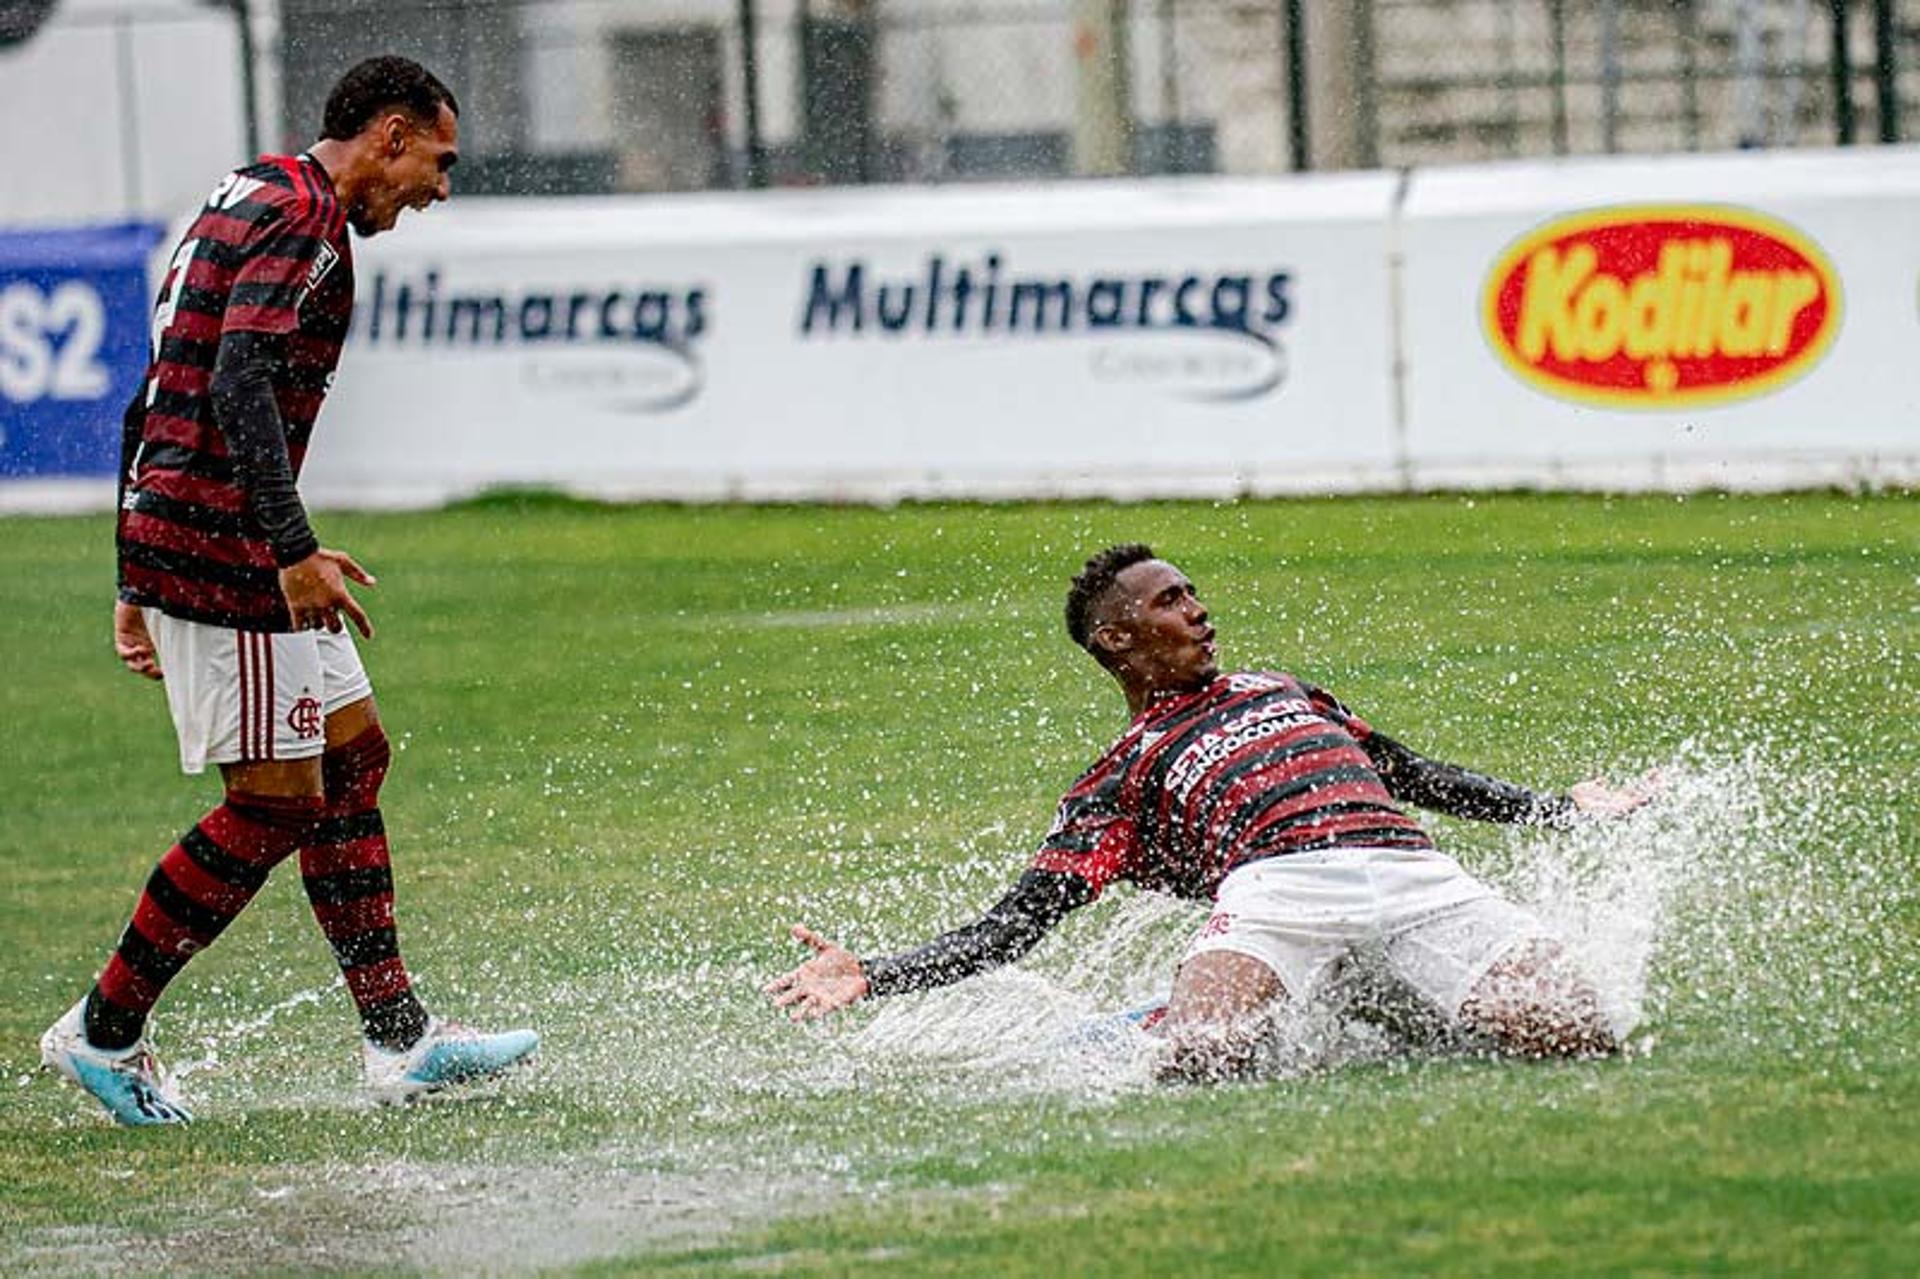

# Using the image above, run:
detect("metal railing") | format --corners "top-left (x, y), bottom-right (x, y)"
top-left (11, 0), bottom-right (1916, 222)
top-left (1358, 0), bottom-right (1917, 169)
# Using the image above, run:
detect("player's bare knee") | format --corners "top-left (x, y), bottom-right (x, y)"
top-left (220, 755), bottom-right (325, 801)
top-left (1153, 1017), bottom-right (1271, 1085)
top-left (1475, 1006), bottom-right (1618, 1060)
top-left (323, 695), bottom-right (380, 749)
top-left (1156, 952), bottom-right (1284, 1084)
top-left (1459, 939), bottom-right (1619, 1060)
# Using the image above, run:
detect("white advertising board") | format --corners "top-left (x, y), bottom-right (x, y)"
top-left (1398, 146), bottom-right (1920, 489)
top-left (301, 175), bottom-right (1401, 505)
top-left (8, 148), bottom-right (1918, 514)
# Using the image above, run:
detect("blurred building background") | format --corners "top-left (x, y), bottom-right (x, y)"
top-left (1, 0), bottom-right (1916, 220)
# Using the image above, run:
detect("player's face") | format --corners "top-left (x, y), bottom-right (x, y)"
top-left (1098, 560), bottom-right (1218, 689)
top-left (354, 103), bottom-right (459, 236)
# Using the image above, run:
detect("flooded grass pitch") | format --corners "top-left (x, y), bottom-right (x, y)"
top-left (2, 494), bottom-right (1916, 1275)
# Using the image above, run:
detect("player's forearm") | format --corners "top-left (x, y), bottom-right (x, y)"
top-left (115, 392), bottom-right (145, 513)
top-left (1364, 731), bottom-right (1574, 827)
top-left (862, 870), bottom-right (1093, 997)
top-left (209, 331), bottom-right (319, 567)
top-left (115, 392), bottom-right (147, 596)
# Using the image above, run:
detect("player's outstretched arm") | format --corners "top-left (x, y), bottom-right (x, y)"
top-left (764, 869), bottom-right (1095, 1022)
top-left (1364, 730), bottom-right (1575, 825)
top-left (1367, 730), bottom-right (1662, 824)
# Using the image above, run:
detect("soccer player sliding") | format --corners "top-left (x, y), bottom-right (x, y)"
top-left (40, 57), bottom-right (536, 1126)
top-left (766, 544), bottom-right (1660, 1082)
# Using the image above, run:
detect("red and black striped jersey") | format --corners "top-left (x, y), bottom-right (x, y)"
top-left (1032, 671), bottom-right (1434, 902)
top-left (117, 153), bottom-right (353, 631)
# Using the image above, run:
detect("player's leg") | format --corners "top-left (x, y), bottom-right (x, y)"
top-left (300, 631), bottom-right (538, 1100)
top-left (44, 620), bottom-right (327, 1124)
top-left (1153, 854), bottom-right (1358, 1084)
top-left (83, 620), bottom-right (329, 1047)
top-left (1155, 950), bottom-right (1288, 1084)
top-left (86, 757), bottom-right (325, 1043)
top-left (298, 689), bottom-right (431, 1051)
top-left (1376, 847), bottom-right (1618, 1060)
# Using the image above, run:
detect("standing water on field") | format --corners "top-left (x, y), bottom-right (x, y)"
top-left (11, 498), bottom-right (1916, 1277)
top-left (21, 739), bottom-right (1899, 1277)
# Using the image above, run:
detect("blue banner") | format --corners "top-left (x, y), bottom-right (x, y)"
top-left (0, 221), bottom-right (163, 478)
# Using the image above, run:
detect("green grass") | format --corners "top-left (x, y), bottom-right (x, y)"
top-left (1, 493), bottom-right (1915, 1276)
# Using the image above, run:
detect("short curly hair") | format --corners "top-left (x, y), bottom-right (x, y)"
top-left (1065, 543), bottom-right (1156, 655)
top-left (321, 56), bottom-right (459, 141)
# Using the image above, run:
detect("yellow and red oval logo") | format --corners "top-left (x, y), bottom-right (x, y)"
top-left (1483, 205), bottom-right (1841, 408)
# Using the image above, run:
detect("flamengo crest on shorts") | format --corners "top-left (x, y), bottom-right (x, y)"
top-left (146, 610), bottom-right (371, 775)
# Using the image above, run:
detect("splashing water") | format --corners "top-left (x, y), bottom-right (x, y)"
top-left (836, 744), bottom-right (1915, 1093)
top-left (1500, 743), bottom-right (1915, 1067)
top-left (117, 739), bottom-right (1910, 1136)
top-left (171, 980), bottom-right (341, 1090)
top-left (850, 891), bottom-right (1198, 1099)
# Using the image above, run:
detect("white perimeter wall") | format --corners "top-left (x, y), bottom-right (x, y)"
top-left (6, 144), bottom-right (1918, 509)
top-left (305, 172), bottom-right (1397, 505)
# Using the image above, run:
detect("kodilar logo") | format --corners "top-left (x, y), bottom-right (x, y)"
top-left (1483, 206), bottom-right (1841, 408)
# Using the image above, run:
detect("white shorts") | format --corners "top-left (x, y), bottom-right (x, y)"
top-left (144, 609), bottom-right (373, 775)
top-left (1183, 847), bottom-right (1550, 1021)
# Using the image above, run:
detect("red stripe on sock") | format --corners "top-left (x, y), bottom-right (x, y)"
top-left (344, 957), bottom-right (411, 1006)
top-left (129, 892), bottom-right (213, 956)
top-left (155, 844), bottom-right (254, 915)
top-left (303, 834), bottom-right (391, 874)
top-left (96, 954), bottom-right (162, 1011)
top-left (200, 798), bottom-right (315, 866)
top-left (321, 731), bottom-right (392, 808)
top-left (309, 896), bottom-right (396, 935)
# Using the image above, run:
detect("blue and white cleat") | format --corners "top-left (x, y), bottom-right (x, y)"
top-left (1054, 997), bottom-right (1172, 1056)
top-left (39, 998), bottom-right (192, 1126)
top-left (363, 1017), bottom-right (539, 1104)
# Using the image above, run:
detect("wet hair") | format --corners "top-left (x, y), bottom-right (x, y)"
top-left (1065, 543), bottom-right (1156, 656)
top-left (320, 56), bottom-right (459, 141)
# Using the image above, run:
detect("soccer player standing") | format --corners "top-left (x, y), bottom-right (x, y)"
top-left (40, 57), bottom-right (537, 1125)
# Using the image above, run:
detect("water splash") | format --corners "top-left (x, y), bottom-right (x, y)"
top-left (830, 743), bottom-right (1915, 1091)
top-left (171, 980), bottom-right (340, 1088)
top-left (1496, 742), bottom-right (1915, 1066)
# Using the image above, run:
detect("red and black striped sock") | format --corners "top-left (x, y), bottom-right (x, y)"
top-left (302, 726), bottom-right (429, 1052)
top-left (86, 793), bottom-right (323, 1051)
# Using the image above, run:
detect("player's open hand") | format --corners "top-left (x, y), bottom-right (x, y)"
top-left (279, 547), bottom-right (377, 638)
top-left (764, 925), bottom-right (871, 1021)
top-left (113, 601), bottom-right (162, 680)
top-left (1570, 768), bottom-right (1664, 819)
